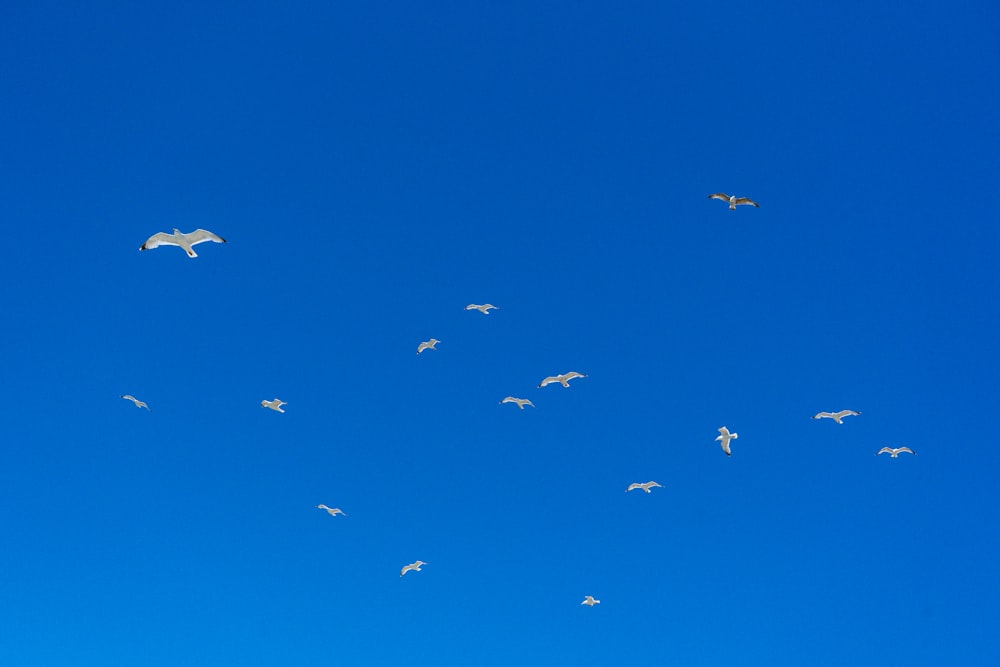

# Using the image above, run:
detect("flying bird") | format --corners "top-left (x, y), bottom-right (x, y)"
top-left (812, 410), bottom-right (861, 424)
top-left (581, 596), bottom-right (600, 607)
top-left (877, 447), bottom-right (915, 458)
top-left (465, 304), bottom-right (499, 315)
top-left (708, 193), bottom-right (760, 210)
top-left (316, 505), bottom-right (346, 517)
top-left (261, 398), bottom-right (287, 413)
top-left (626, 481), bottom-right (663, 493)
top-left (716, 426), bottom-right (739, 456)
top-left (417, 339), bottom-right (440, 354)
top-left (139, 228), bottom-right (227, 257)
top-left (500, 396), bottom-right (535, 409)
top-left (400, 560), bottom-right (428, 577)
top-left (538, 372), bottom-right (587, 388)
top-left (120, 395), bottom-right (149, 410)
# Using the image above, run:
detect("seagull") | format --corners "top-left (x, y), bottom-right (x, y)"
top-left (465, 304), bottom-right (499, 315)
top-left (538, 372), bottom-right (587, 388)
top-left (120, 395), bottom-right (150, 411)
top-left (626, 481), bottom-right (663, 493)
top-left (316, 505), bottom-right (346, 517)
top-left (581, 596), bottom-right (600, 606)
top-left (417, 339), bottom-right (440, 354)
top-left (400, 560), bottom-right (428, 577)
top-left (716, 426), bottom-right (739, 456)
top-left (877, 447), bottom-right (915, 458)
top-left (500, 396), bottom-right (535, 409)
top-left (139, 228), bottom-right (227, 257)
top-left (261, 398), bottom-right (287, 413)
top-left (812, 410), bottom-right (861, 424)
top-left (708, 193), bottom-right (760, 210)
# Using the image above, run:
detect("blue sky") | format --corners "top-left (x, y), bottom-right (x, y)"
top-left (1, 1), bottom-right (998, 664)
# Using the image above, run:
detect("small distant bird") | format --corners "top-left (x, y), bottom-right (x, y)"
top-left (716, 426), bottom-right (739, 456)
top-left (120, 395), bottom-right (150, 411)
top-left (400, 560), bottom-right (428, 577)
top-left (465, 304), bottom-right (499, 315)
top-left (500, 396), bottom-right (535, 409)
top-left (261, 398), bottom-right (287, 413)
top-left (417, 339), bottom-right (440, 354)
top-left (812, 410), bottom-right (861, 424)
top-left (538, 372), bottom-right (587, 388)
top-left (626, 481), bottom-right (663, 493)
top-left (140, 228), bottom-right (227, 257)
top-left (877, 447), bottom-right (915, 458)
top-left (581, 596), bottom-right (600, 607)
top-left (708, 193), bottom-right (760, 210)
top-left (316, 505), bottom-right (346, 517)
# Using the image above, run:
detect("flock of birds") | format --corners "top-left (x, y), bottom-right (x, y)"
top-left (130, 201), bottom-right (915, 607)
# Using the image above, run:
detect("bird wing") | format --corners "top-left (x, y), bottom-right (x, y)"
top-left (813, 412), bottom-right (833, 420)
top-left (186, 229), bottom-right (227, 245)
top-left (650, 481), bottom-right (662, 488)
top-left (897, 447), bottom-right (914, 455)
top-left (734, 198), bottom-right (760, 207)
top-left (834, 410), bottom-right (859, 419)
top-left (626, 483), bottom-right (640, 492)
top-left (876, 447), bottom-right (893, 455)
top-left (720, 440), bottom-right (731, 456)
top-left (500, 397), bottom-right (514, 404)
top-left (718, 426), bottom-right (731, 437)
top-left (122, 395), bottom-right (135, 402)
top-left (465, 304), bottom-right (479, 310)
top-left (539, 376), bottom-right (557, 387)
top-left (140, 232), bottom-right (178, 250)
top-left (708, 193), bottom-right (731, 202)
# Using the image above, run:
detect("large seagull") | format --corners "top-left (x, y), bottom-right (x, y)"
top-left (716, 426), bottom-right (739, 456)
top-left (538, 372), bottom-right (587, 388)
top-left (708, 193), bottom-right (760, 210)
top-left (140, 228), bottom-right (227, 257)
top-left (812, 410), bottom-right (861, 424)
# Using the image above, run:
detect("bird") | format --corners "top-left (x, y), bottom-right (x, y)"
top-left (465, 304), bottom-right (499, 315)
top-left (261, 398), bottom-right (287, 413)
top-left (417, 339), bottom-right (440, 354)
top-left (812, 410), bottom-right (861, 424)
top-left (400, 560), bottom-right (427, 577)
top-left (708, 193), bottom-right (760, 210)
top-left (139, 228), bottom-right (227, 257)
top-left (120, 394), bottom-right (150, 411)
top-left (716, 426), bottom-right (739, 456)
top-left (626, 481), bottom-right (663, 493)
top-left (581, 596), bottom-right (600, 607)
top-left (877, 447), bottom-right (915, 458)
top-left (500, 396), bottom-right (535, 409)
top-left (538, 372), bottom-right (587, 388)
top-left (316, 505), bottom-right (346, 517)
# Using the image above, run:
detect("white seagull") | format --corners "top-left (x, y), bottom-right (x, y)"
top-left (708, 193), bottom-right (760, 210)
top-left (626, 481), bottom-right (663, 493)
top-left (877, 447), bottom-right (915, 458)
top-left (465, 303), bottom-right (499, 315)
top-left (812, 410), bottom-right (861, 424)
top-left (261, 398), bottom-right (287, 413)
top-left (140, 228), bottom-right (227, 257)
top-left (538, 372), bottom-right (587, 388)
top-left (417, 339), bottom-right (441, 354)
top-left (316, 505), bottom-right (346, 517)
top-left (581, 596), bottom-right (600, 607)
top-left (500, 396), bottom-right (535, 409)
top-left (120, 394), bottom-right (150, 411)
top-left (716, 426), bottom-right (739, 456)
top-left (400, 560), bottom-right (428, 577)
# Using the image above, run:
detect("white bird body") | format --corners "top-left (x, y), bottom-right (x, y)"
top-left (627, 481), bottom-right (663, 493)
top-left (708, 193), bottom-right (760, 210)
top-left (400, 560), bottom-right (427, 577)
top-left (316, 504), bottom-right (346, 517)
top-left (581, 596), bottom-right (600, 606)
top-left (877, 447), bottom-right (915, 458)
top-left (121, 394), bottom-right (149, 410)
top-left (417, 339), bottom-right (440, 354)
top-left (261, 398), bottom-right (287, 413)
top-left (140, 228), bottom-right (227, 257)
top-left (538, 372), bottom-right (587, 388)
top-left (716, 426), bottom-right (739, 456)
top-left (500, 396), bottom-right (535, 409)
top-left (465, 304), bottom-right (499, 315)
top-left (812, 410), bottom-right (861, 424)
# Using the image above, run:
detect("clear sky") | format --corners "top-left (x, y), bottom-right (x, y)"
top-left (1, 1), bottom-right (998, 665)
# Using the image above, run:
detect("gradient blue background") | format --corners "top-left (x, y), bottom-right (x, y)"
top-left (1, 1), bottom-right (998, 664)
